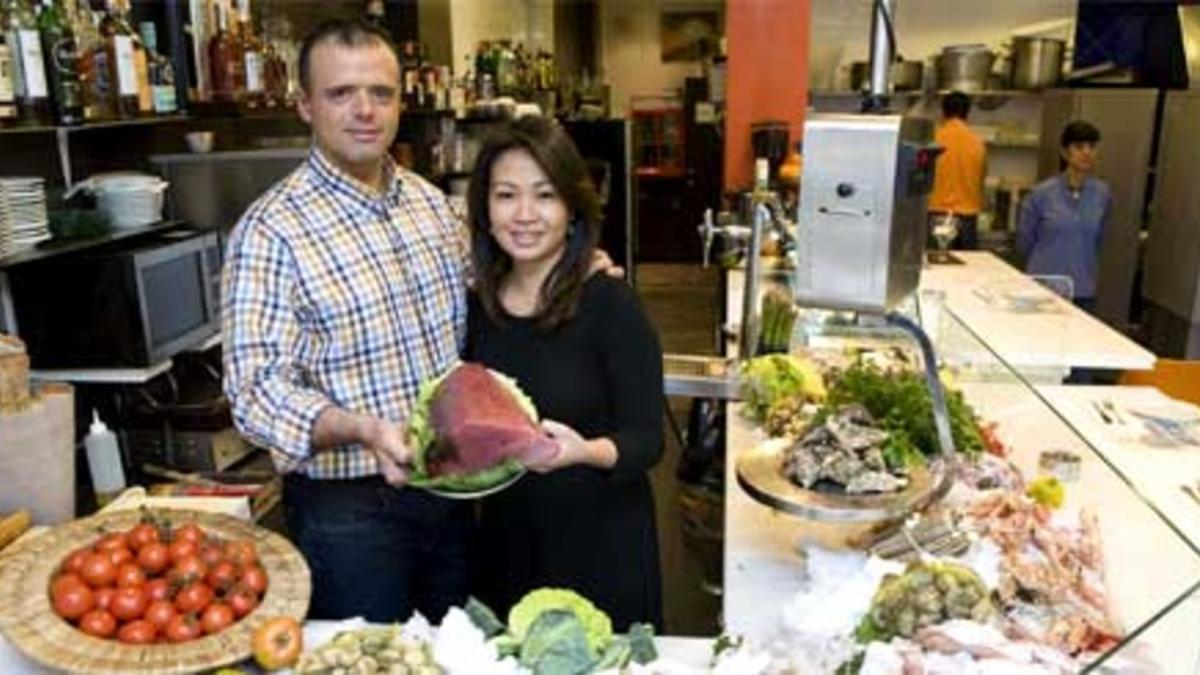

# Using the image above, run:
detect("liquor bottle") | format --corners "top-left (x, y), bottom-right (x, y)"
top-left (74, 0), bottom-right (111, 121)
top-left (0, 23), bottom-right (17, 126)
top-left (364, 0), bottom-right (385, 31)
top-left (98, 0), bottom-right (136, 118)
top-left (234, 0), bottom-right (261, 106)
top-left (38, 0), bottom-right (82, 125)
top-left (207, 1), bottom-right (239, 102)
top-left (399, 39), bottom-right (419, 108)
top-left (127, 6), bottom-right (148, 114)
top-left (138, 21), bottom-right (173, 114)
top-left (4, 0), bottom-right (51, 125)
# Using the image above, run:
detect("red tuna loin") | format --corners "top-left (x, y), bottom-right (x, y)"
top-left (426, 363), bottom-right (558, 476)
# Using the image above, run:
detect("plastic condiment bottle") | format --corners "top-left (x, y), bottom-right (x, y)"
top-left (85, 410), bottom-right (126, 507)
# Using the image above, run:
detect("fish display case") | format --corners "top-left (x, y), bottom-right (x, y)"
top-left (721, 283), bottom-right (1200, 672)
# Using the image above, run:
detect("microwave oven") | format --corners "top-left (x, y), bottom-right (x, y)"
top-left (9, 230), bottom-right (222, 369)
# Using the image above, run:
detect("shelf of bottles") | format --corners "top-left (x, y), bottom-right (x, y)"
top-left (0, 0), bottom-right (298, 135)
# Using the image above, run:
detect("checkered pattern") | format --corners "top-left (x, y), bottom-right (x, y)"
top-left (222, 148), bottom-right (468, 478)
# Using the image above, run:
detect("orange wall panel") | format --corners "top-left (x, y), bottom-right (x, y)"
top-left (724, 0), bottom-right (811, 190)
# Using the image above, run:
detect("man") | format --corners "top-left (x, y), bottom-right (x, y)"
top-left (222, 20), bottom-right (471, 622)
top-left (1017, 120), bottom-right (1110, 312)
top-left (927, 91), bottom-right (987, 250)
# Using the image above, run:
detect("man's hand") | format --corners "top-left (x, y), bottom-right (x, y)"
top-left (362, 418), bottom-right (413, 486)
top-left (588, 249), bottom-right (625, 279)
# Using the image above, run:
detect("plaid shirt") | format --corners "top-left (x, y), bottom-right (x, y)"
top-left (222, 148), bottom-right (468, 479)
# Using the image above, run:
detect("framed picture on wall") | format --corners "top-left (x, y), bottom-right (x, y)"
top-left (660, 9), bottom-right (720, 63)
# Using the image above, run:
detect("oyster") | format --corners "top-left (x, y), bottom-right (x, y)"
top-left (782, 404), bottom-right (910, 494)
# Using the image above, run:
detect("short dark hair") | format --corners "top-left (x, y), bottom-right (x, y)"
top-left (468, 116), bottom-right (602, 333)
top-left (942, 91), bottom-right (971, 120)
top-left (298, 19), bottom-right (398, 93)
top-left (1060, 120), bottom-right (1101, 149)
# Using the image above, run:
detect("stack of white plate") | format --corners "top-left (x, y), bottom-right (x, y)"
top-left (0, 177), bottom-right (51, 256)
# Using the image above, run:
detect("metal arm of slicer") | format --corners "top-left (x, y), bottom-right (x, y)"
top-left (884, 312), bottom-right (958, 506)
top-left (698, 206), bottom-right (767, 360)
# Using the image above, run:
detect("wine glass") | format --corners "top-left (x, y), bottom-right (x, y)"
top-left (930, 213), bottom-right (959, 263)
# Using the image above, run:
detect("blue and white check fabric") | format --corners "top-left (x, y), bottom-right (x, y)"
top-left (222, 147), bottom-right (468, 478)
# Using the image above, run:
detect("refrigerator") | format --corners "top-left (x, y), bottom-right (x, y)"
top-left (1144, 90), bottom-right (1200, 358)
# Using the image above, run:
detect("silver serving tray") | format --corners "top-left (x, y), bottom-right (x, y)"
top-left (735, 439), bottom-right (950, 523)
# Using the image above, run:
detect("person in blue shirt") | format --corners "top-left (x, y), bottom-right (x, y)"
top-left (1017, 121), bottom-right (1111, 311)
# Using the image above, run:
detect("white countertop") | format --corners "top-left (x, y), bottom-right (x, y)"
top-left (921, 251), bottom-right (1155, 372)
top-left (722, 383), bottom-right (1200, 672)
top-left (726, 251), bottom-right (1155, 377)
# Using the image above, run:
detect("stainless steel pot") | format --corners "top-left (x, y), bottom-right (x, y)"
top-left (891, 60), bottom-right (924, 91)
top-left (936, 45), bottom-right (995, 92)
top-left (1010, 36), bottom-right (1065, 90)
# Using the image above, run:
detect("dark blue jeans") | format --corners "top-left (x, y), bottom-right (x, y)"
top-left (283, 474), bottom-right (471, 623)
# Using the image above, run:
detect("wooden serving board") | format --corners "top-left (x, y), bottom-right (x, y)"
top-left (0, 508), bottom-right (310, 674)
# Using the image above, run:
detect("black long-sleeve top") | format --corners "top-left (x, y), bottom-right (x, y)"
top-left (466, 274), bottom-right (665, 631)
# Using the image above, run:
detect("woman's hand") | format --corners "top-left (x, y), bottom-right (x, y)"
top-left (526, 419), bottom-right (617, 473)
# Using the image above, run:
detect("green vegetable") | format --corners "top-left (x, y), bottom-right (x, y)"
top-left (820, 363), bottom-right (984, 458)
top-left (836, 652), bottom-right (866, 675)
top-left (465, 596), bottom-right (506, 638)
top-left (739, 354), bottom-right (827, 423)
top-left (518, 610), bottom-right (594, 675)
top-left (758, 287), bottom-right (799, 354)
top-left (508, 588), bottom-right (613, 659)
top-left (627, 623), bottom-right (658, 665)
top-left (711, 634), bottom-right (743, 658)
top-left (593, 637), bottom-right (632, 670)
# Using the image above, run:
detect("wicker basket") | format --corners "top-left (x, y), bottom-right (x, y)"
top-left (0, 508), bottom-right (310, 674)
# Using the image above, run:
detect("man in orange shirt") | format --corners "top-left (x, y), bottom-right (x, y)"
top-left (927, 91), bottom-right (986, 249)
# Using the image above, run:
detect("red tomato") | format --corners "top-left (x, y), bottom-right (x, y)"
top-left (52, 583), bottom-right (95, 620)
top-left (174, 523), bottom-right (206, 546)
top-left (115, 563), bottom-right (146, 589)
top-left (224, 540), bottom-right (258, 569)
top-left (94, 587), bottom-right (116, 611)
top-left (50, 573), bottom-right (88, 597)
top-left (127, 523), bottom-right (160, 551)
top-left (226, 588), bottom-right (259, 619)
top-left (164, 614), bottom-right (201, 643)
top-left (198, 544), bottom-right (224, 569)
top-left (110, 586), bottom-right (148, 621)
top-left (117, 619), bottom-right (157, 644)
top-left (168, 539), bottom-right (198, 564)
top-left (107, 547), bottom-right (133, 568)
top-left (144, 599), bottom-right (177, 631)
top-left (95, 533), bottom-right (129, 553)
top-left (174, 582), bottom-right (214, 614)
top-left (206, 561), bottom-right (238, 591)
top-left (240, 566), bottom-right (268, 595)
top-left (169, 555), bottom-right (208, 585)
top-left (62, 548), bottom-right (90, 576)
top-left (137, 542), bottom-right (170, 574)
top-left (200, 603), bottom-right (235, 635)
top-left (78, 609), bottom-right (117, 639)
top-left (80, 553), bottom-right (116, 588)
top-left (144, 578), bottom-right (172, 602)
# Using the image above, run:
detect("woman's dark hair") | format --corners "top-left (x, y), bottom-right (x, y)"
top-left (467, 116), bottom-right (602, 332)
top-left (1060, 120), bottom-right (1101, 149)
top-left (298, 19), bottom-right (398, 93)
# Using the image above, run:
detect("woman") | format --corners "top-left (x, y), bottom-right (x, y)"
top-left (1017, 120), bottom-right (1111, 311)
top-left (465, 116), bottom-right (664, 631)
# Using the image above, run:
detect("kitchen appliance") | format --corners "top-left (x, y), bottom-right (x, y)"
top-left (1010, 36), bottom-right (1065, 90)
top-left (151, 149), bottom-right (307, 232)
top-left (935, 45), bottom-right (995, 92)
top-left (8, 229), bottom-right (221, 368)
top-left (792, 113), bottom-right (939, 314)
